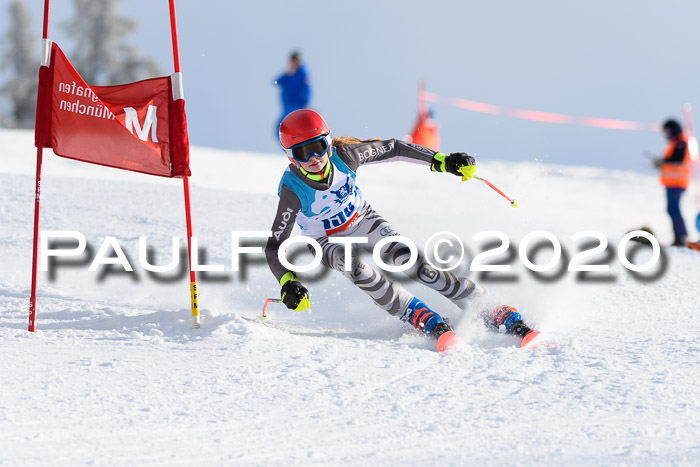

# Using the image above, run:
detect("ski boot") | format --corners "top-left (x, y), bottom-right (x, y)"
top-left (489, 305), bottom-right (540, 348)
top-left (402, 297), bottom-right (460, 352)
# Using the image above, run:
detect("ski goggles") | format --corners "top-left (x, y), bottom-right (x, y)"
top-left (285, 134), bottom-right (332, 163)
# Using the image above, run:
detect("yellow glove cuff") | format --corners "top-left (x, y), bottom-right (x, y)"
top-left (431, 152), bottom-right (449, 172)
top-left (280, 271), bottom-right (297, 286)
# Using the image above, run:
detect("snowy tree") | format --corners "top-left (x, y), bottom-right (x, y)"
top-left (0, 0), bottom-right (38, 129)
top-left (62, 0), bottom-right (161, 86)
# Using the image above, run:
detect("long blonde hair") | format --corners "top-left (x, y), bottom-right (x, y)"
top-left (332, 136), bottom-right (382, 147)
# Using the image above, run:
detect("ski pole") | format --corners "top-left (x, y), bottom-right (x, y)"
top-left (261, 298), bottom-right (283, 319)
top-left (473, 175), bottom-right (519, 207)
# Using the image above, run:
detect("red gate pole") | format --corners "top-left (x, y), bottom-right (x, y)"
top-left (168, 0), bottom-right (200, 329)
top-left (28, 152), bottom-right (43, 333)
top-left (28, 0), bottom-right (52, 332)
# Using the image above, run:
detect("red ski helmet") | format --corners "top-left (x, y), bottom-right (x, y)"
top-left (279, 109), bottom-right (330, 149)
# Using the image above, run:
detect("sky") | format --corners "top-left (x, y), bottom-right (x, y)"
top-left (2, 0), bottom-right (700, 173)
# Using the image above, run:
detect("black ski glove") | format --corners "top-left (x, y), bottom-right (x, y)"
top-left (431, 152), bottom-right (477, 179)
top-left (280, 274), bottom-right (310, 311)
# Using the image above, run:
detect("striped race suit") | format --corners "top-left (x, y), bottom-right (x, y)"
top-left (265, 139), bottom-right (479, 318)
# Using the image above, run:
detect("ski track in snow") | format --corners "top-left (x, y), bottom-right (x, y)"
top-left (1, 129), bottom-right (699, 466)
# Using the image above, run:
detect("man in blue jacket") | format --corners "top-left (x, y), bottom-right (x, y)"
top-left (274, 51), bottom-right (311, 131)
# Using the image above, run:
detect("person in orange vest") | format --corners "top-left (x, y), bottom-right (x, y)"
top-left (654, 119), bottom-right (691, 246)
top-left (408, 107), bottom-right (440, 151)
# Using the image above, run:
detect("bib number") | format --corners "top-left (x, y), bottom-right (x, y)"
top-left (322, 202), bottom-right (356, 230)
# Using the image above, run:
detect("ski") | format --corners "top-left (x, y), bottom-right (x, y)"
top-left (520, 329), bottom-right (556, 349)
top-left (520, 330), bottom-right (542, 348)
top-left (431, 321), bottom-right (461, 353)
top-left (436, 330), bottom-right (461, 353)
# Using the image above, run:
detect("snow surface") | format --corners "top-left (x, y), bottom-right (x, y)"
top-left (1, 129), bottom-right (699, 466)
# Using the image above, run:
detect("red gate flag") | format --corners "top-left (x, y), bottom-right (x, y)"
top-left (29, 0), bottom-right (200, 332)
top-left (35, 42), bottom-right (190, 177)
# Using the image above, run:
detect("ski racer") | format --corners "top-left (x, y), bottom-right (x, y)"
top-left (264, 109), bottom-right (537, 351)
top-left (653, 119), bottom-right (691, 246)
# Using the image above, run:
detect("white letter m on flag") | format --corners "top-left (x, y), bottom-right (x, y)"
top-left (124, 105), bottom-right (159, 142)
